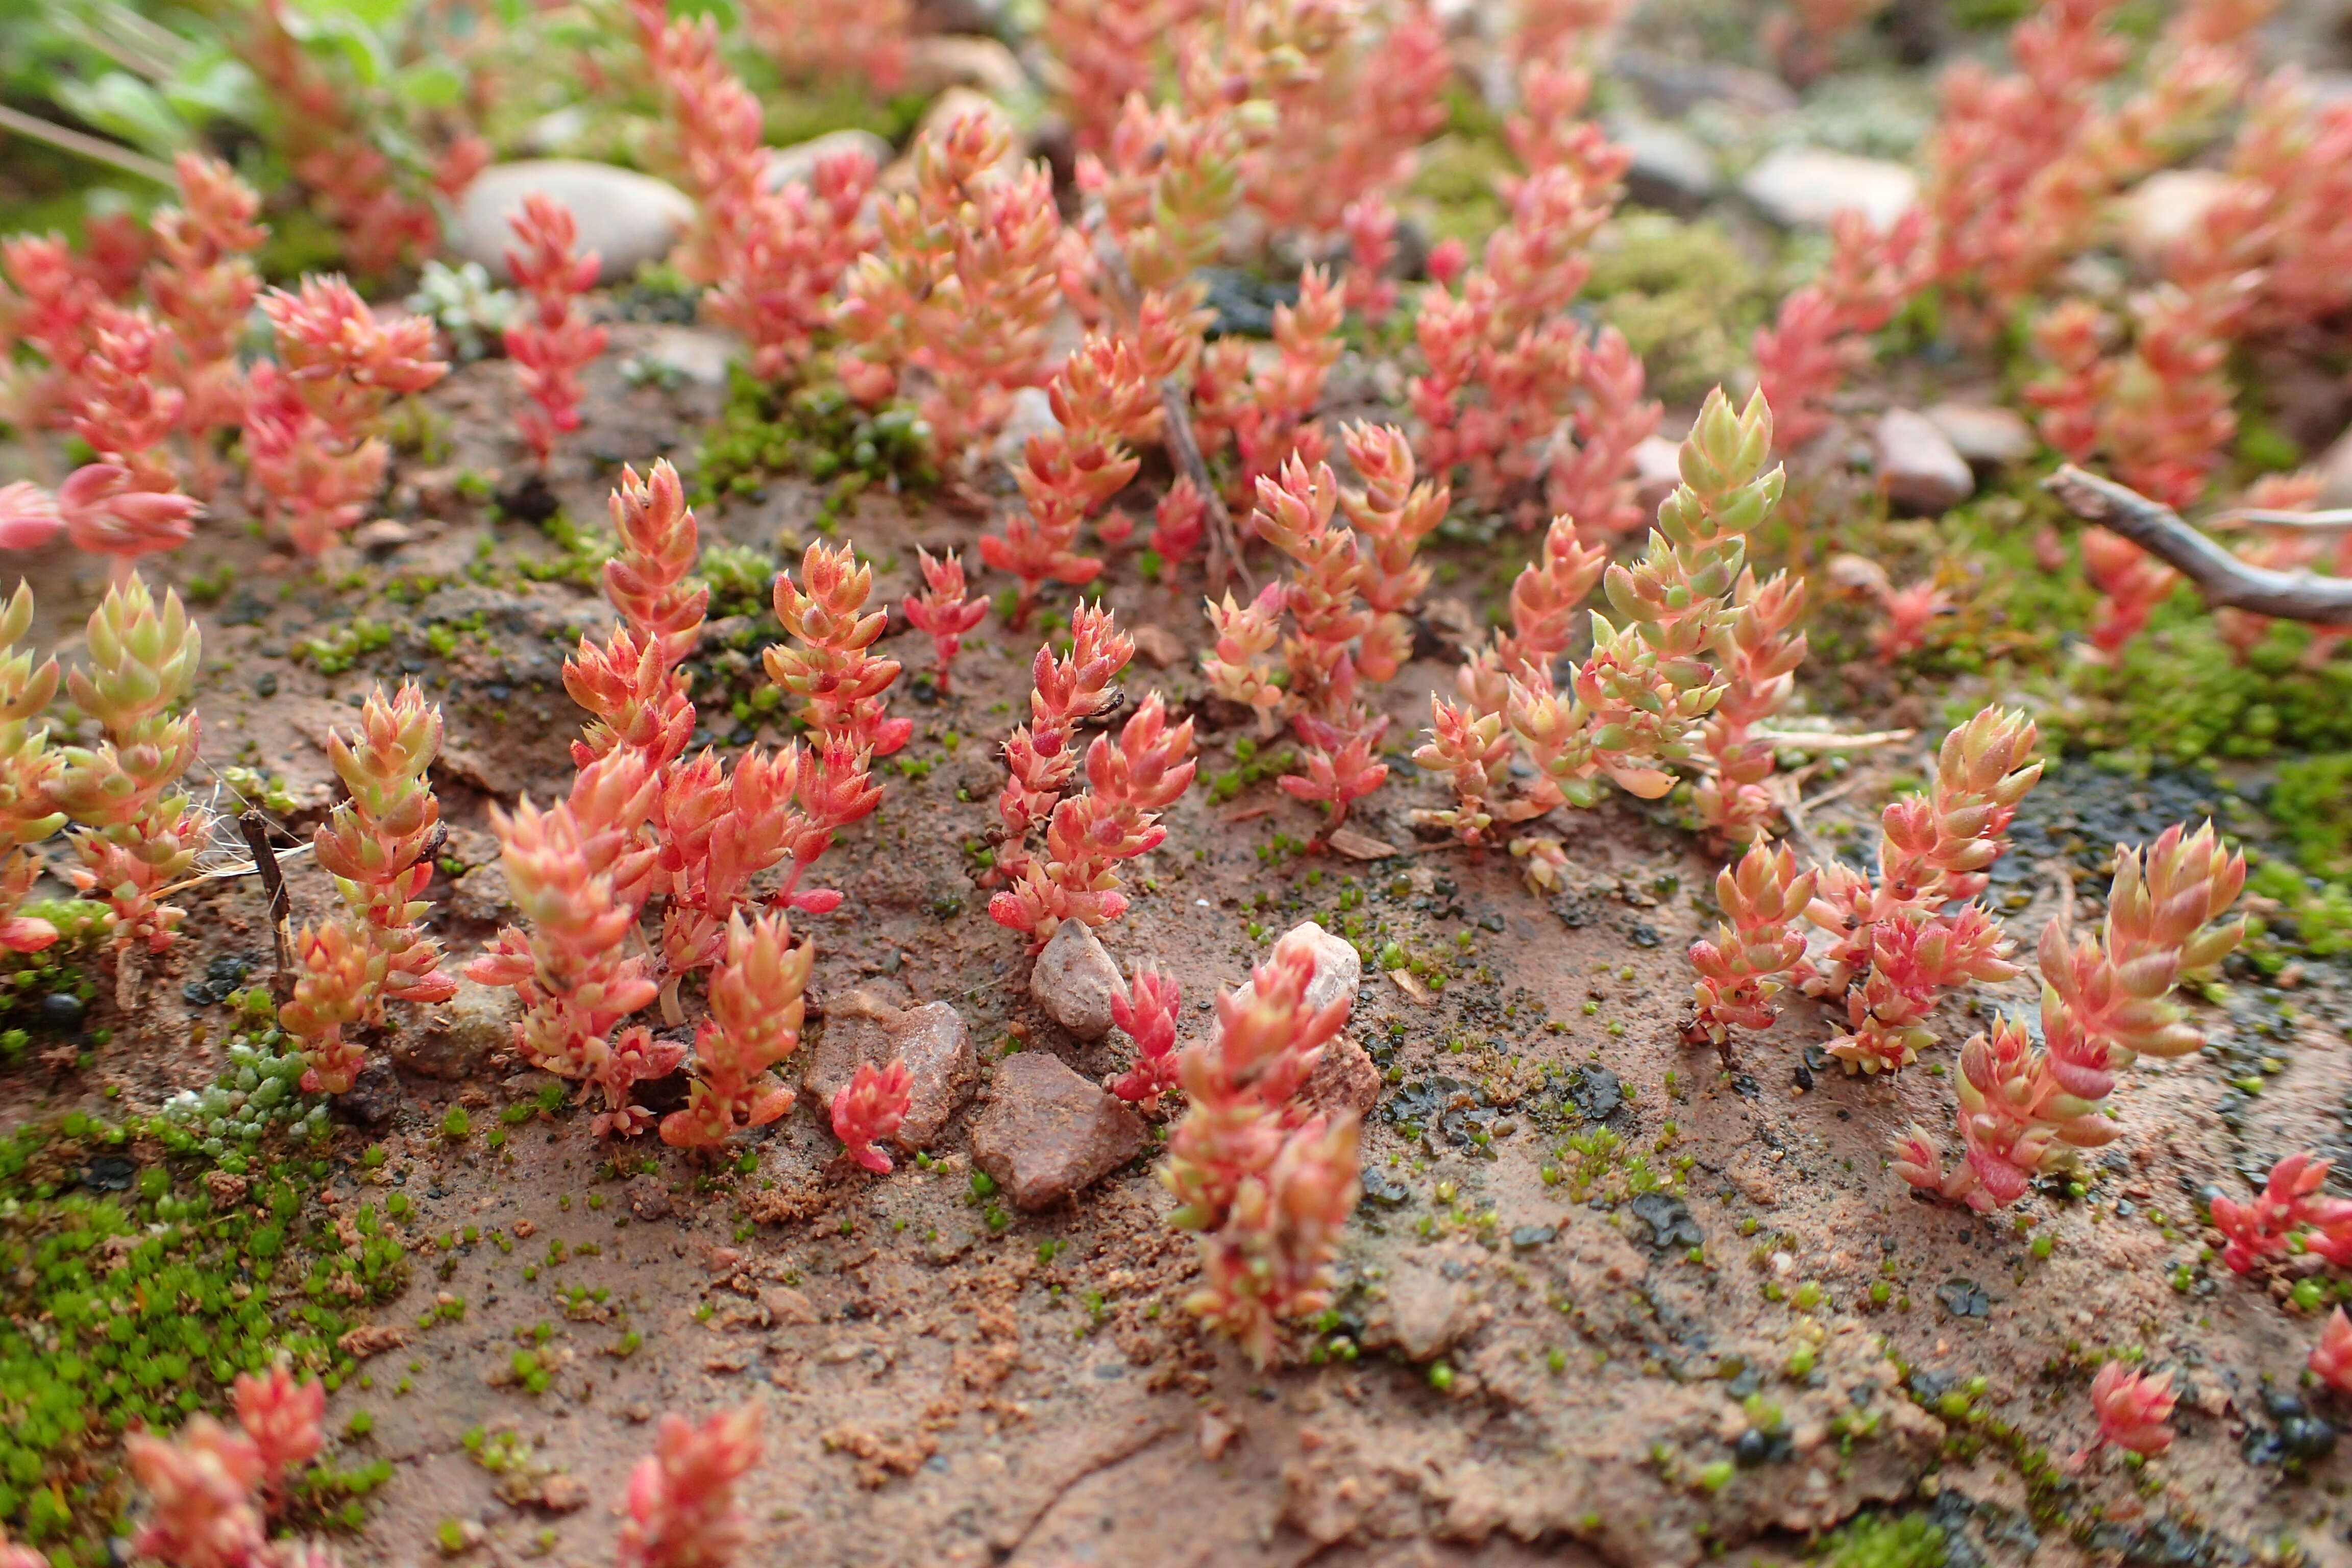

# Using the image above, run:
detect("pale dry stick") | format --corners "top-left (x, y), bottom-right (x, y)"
top-left (2212, 508), bottom-right (2352, 533)
top-left (238, 812), bottom-right (296, 1004)
top-left (1083, 218), bottom-right (1253, 595)
top-left (1745, 727), bottom-right (1916, 749)
top-left (0, 104), bottom-right (176, 184)
top-left (2045, 465), bottom-right (2352, 625)
top-left (1159, 376), bottom-right (1253, 596)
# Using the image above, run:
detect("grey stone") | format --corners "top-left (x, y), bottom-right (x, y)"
top-left (1031, 920), bottom-right (1120, 1040)
top-left (1609, 115), bottom-right (1719, 213)
top-left (901, 34), bottom-right (1026, 97)
top-left (1739, 146), bottom-right (1917, 231)
top-left (448, 863), bottom-right (515, 924)
top-left (1363, 1256), bottom-right (1488, 1362)
top-left (626, 1175), bottom-right (672, 1221)
top-left (1611, 48), bottom-right (1800, 118)
top-left (968, 1052), bottom-right (1146, 1210)
top-left (2319, 422), bottom-right (2352, 509)
top-left (1874, 408), bottom-right (1975, 514)
top-left (803, 991), bottom-right (977, 1150)
top-left (764, 129), bottom-right (893, 193)
top-left (2119, 168), bottom-right (2232, 271)
top-left (1299, 1035), bottom-right (1381, 1123)
top-left (395, 979), bottom-right (517, 1081)
top-left (335, 1058), bottom-right (401, 1125)
top-left (1924, 402), bottom-right (2037, 469)
top-left (451, 161), bottom-right (694, 286)
top-left (633, 326), bottom-right (736, 388)
top-left (1237, 920), bottom-right (1360, 1020)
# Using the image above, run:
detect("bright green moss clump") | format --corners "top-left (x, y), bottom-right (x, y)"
top-left (0, 1109), bottom-right (407, 1560)
top-left (1816, 1511), bottom-right (1947, 1568)
top-left (697, 366), bottom-right (933, 517)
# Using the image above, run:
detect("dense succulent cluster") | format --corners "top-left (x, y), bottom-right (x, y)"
top-left (1163, 927), bottom-right (1361, 1367)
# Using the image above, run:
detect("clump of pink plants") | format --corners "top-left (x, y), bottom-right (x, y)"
top-left (245, 276), bottom-right (447, 555)
top-left (146, 154), bottom-right (267, 481)
top-left (740, 0), bottom-right (907, 91)
top-left (993, 602), bottom-right (1133, 891)
top-left (1417, 388), bottom-right (1796, 853)
top-left (1212, 0), bottom-right (1449, 246)
top-left (1163, 926), bottom-right (1361, 1366)
top-left (991, 609), bottom-right (1194, 947)
top-left (2311, 1309), bottom-right (2352, 1396)
top-left (124, 1363), bottom-right (333, 1568)
top-left (470, 460), bottom-right (903, 1167)
top-left (2086, 1362), bottom-right (2177, 1459)
top-left (831, 1059), bottom-right (914, 1172)
top-left (2210, 1152), bottom-right (2352, 1273)
top-left (50, 576), bottom-right (210, 997)
top-left (1408, 67), bottom-right (1654, 526)
top-left (617, 1405), bottom-right (763, 1568)
top-left (504, 195), bottom-right (608, 467)
top-left (1686, 705), bottom-right (2043, 1069)
top-left (1340, 422), bottom-right (1449, 687)
top-left (1891, 822), bottom-right (2243, 1211)
top-left (1202, 455), bottom-right (1389, 828)
top-left (639, 0), bottom-right (877, 380)
top-left (836, 107), bottom-right (1061, 451)
top-left (1194, 267), bottom-right (1347, 504)
top-left (901, 549), bottom-right (988, 690)
top-left (284, 681), bottom-right (457, 1093)
top-left (1752, 209), bottom-right (1928, 452)
top-left (1106, 967), bottom-right (1183, 1108)
top-left (240, 0), bottom-right (455, 277)
top-left (981, 333), bottom-right (1157, 625)
top-left (660, 910), bottom-right (811, 1152)
top-left (0, 586), bottom-right (65, 955)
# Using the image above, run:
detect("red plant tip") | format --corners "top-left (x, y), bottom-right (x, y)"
top-left (232, 1363), bottom-right (326, 1479)
top-left (0, 1525), bottom-right (44, 1568)
top-left (766, 537), bottom-right (908, 758)
top-left (2211, 1150), bottom-right (2352, 1272)
top-left (1687, 840), bottom-right (1818, 1044)
top-left (1162, 926), bottom-right (1359, 1366)
top-left (604, 459), bottom-right (707, 660)
top-left (260, 275), bottom-right (446, 411)
top-left (504, 193), bottom-right (609, 467)
top-left (283, 920), bottom-right (372, 1095)
top-left (617, 1404), bottom-right (763, 1568)
top-left (124, 1417), bottom-right (268, 1568)
top-left (0, 484), bottom-right (62, 551)
top-left (1871, 579), bottom-right (1954, 662)
top-left (831, 1058), bottom-right (913, 1172)
top-left (53, 464), bottom-right (201, 564)
top-left (661, 909), bottom-right (809, 1151)
top-left (2312, 1309), bottom-right (2352, 1396)
top-left (1107, 967), bottom-right (1182, 1106)
top-left (2090, 1362), bottom-right (2177, 1457)
top-left (902, 547), bottom-right (988, 688)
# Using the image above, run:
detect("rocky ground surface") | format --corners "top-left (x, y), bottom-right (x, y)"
top-left (10, 2), bottom-right (2352, 1566)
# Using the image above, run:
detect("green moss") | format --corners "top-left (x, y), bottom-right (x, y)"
top-left (293, 621), bottom-right (394, 677)
top-left (2268, 753), bottom-right (2352, 876)
top-left (1404, 134), bottom-right (1511, 248)
top-left (2078, 616), bottom-right (2352, 764)
top-left (696, 366), bottom-right (934, 512)
top-left (1817, 1512), bottom-right (1947, 1568)
top-left (0, 1109), bottom-right (404, 1555)
top-left (1584, 216), bottom-right (1768, 404)
top-left (698, 544), bottom-right (782, 621)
